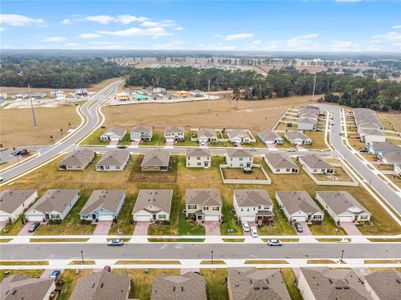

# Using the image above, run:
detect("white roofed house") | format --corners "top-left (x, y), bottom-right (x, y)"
top-left (132, 189), bottom-right (173, 222)
top-left (227, 129), bottom-right (252, 145)
top-left (164, 126), bottom-right (185, 142)
top-left (197, 128), bottom-right (217, 144)
top-left (264, 153), bottom-right (299, 174)
top-left (299, 154), bottom-right (334, 174)
top-left (284, 131), bottom-right (312, 145)
top-left (58, 149), bottom-right (95, 171)
top-left (96, 150), bottom-right (130, 171)
top-left (186, 148), bottom-right (211, 168)
top-left (225, 148), bottom-right (253, 168)
top-left (0, 190), bottom-right (38, 223)
top-left (233, 190), bottom-right (274, 224)
top-left (297, 106), bottom-right (320, 131)
top-left (100, 127), bottom-right (126, 142)
top-left (258, 130), bottom-right (284, 145)
top-left (186, 189), bottom-right (222, 222)
top-left (359, 128), bottom-right (386, 144)
top-left (80, 190), bottom-right (126, 222)
top-left (379, 152), bottom-right (401, 165)
top-left (130, 124), bottom-right (153, 142)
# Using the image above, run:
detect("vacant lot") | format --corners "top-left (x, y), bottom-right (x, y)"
top-left (0, 105), bottom-right (80, 147)
top-left (379, 113), bottom-right (401, 131)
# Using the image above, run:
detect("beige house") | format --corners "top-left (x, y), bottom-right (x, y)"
top-left (100, 127), bottom-right (126, 142)
top-left (299, 154), bottom-right (334, 174)
top-left (227, 129), bottom-right (252, 144)
top-left (0, 190), bottom-right (38, 222)
top-left (96, 150), bottom-right (130, 171)
top-left (225, 149), bottom-right (253, 168)
top-left (197, 128), bottom-right (217, 144)
top-left (186, 148), bottom-right (211, 168)
top-left (58, 149), bottom-right (95, 171)
top-left (141, 149), bottom-right (171, 172)
top-left (186, 189), bottom-right (222, 222)
top-left (264, 153), bottom-right (299, 174)
top-left (0, 274), bottom-right (55, 300)
top-left (132, 189), bottom-right (173, 222)
top-left (130, 124), bottom-right (153, 142)
top-left (164, 126), bottom-right (185, 142)
top-left (285, 131), bottom-right (312, 145)
top-left (364, 269), bottom-right (401, 300)
top-left (233, 190), bottom-right (274, 223)
top-left (258, 130), bottom-right (284, 144)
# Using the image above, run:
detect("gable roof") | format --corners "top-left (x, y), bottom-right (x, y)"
top-left (186, 148), bottom-right (211, 157)
top-left (364, 270), bottom-right (401, 300)
top-left (152, 272), bottom-right (207, 300)
top-left (70, 271), bottom-right (130, 300)
top-left (227, 129), bottom-right (250, 139)
top-left (133, 189), bottom-right (173, 214)
top-left (103, 126), bottom-right (126, 137)
top-left (0, 274), bottom-right (54, 300)
top-left (265, 153), bottom-right (298, 170)
top-left (80, 190), bottom-right (125, 215)
top-left (369, 142), bottom-right (401, 152)
top-left (276, 191), bottom-right (322, 215)
top-left (198, 128), bottom-right (217, 138)
top-left (186, 189), bottom-right (222, 206)
top-left (29, 189), bottom-right (80, 213)
top-left (300, 154), bottom-right (333, 169)
top-left (234, 190), bottom-right (272, 207)
top-left (316, 191), bottom-right (370, 216)
top-left (0, 190), bottom-right (36, 214)
top-left (226, 148), bottom-right (252, 158)
top-left (59, 149), bottom-right (95, 168)
top-left (141, 149), bottom-right (170, 167)
top-left (380, 152), bottom-right (401, 164)
top-left (285, 131), bottom-right (310, 142)
top-left (228, 268), bottom-right (291, 300)
top-left (131, 124), bottom-right (152, 135)
top-left (96, 150), bottom-right (130, 167)
top-left (258, 130), bottom-right (282, 142)
top-left (165, 126), bottom-right (184, 134)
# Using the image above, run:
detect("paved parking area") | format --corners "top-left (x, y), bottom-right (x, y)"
top-left (204, 221), bottom-right (220, 236)
top-left (93, 221), bottom-right (113, 235)
top-left (341, 222), bottom-right (362, 235)
top-left (134, 221), bottom-right (150, 235)
top-left (296, 222), bottom-right (312, 236)
top-left (18, 221), bottom-right (36, 236)
top-left (165, 139), bottom-right (174, 148)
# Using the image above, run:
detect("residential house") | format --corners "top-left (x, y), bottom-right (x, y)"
top-left (58, 149), bottom-right (95, 171)
top-left (80, 190), bottom-right (126, 222)
top-left (299, 154), bottom-right (334, 174)
top-left (25, 189), bottom-right (80, 221)
top-left (186, 148), bottom-right (211, 168)
top-left (100, 127), bottom-right (126, 142)
top-left (227, 268), bottom-right (291, 300)
top-left (359, 128), bottom-right (386, 144)
top-left (130, 124), bottom-right (153, 142)
top-left (233, 190), bottom-right (274, 223)
top-left (284, 131), bottom-right (312, 145)
top-left (227, 129), bottom-right (252, 144)
top-left (298, 268), bottom-right (371, 300)
top-left (275, 191), bottom-right (324, 223)
top-left (141, 149), bottom-right (170, 172)
top-left (0, 274), bottom-right (55, 300)
top-left (315, 191), bottom-right (371, 223)
top-left (96, 150), bottom-right (130, 171)
top-left (258, 130), bottom-right (284, 145)
top-left (189, 89), bottom-right (204, 97)
top-left (153, 87), bottom-right (166, 94)
top-left (164, 126), bottom-right (185, 142)
top-left (368, 141), bottom-right (401, 155)
top-left (364, 270), bottom-right (401, 300)
top-left (264, 153), bottom-right (299, 174)
top-left (186, 189), bottom-right (222, 222)
top-left (395, 164), bottom-right (401, 176)
top-left (353, 108), bottom-right (384, 133)
top-left (50, 90), bottom-right (65, 99)
top-left (197, 128), bottom-right (217, 144)
top-left (151, 272), bottom-right (207, 300)
top-left (70, 271), bottom-right (130, 300)
top-left (75, 89), bottom-right (88, 96)
top-left (0, 190), bottom-right (38, 222)
top-left (379, 152), bottom-right (401, 165)
top-left (132, 189), bottom-right (173, 222)
top-left (225, 149), bottom-right (253, 168)
top-left (297, 106), bottom-right (320, 131)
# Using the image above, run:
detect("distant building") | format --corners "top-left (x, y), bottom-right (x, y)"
top-left (75, 89), bottom-right (88, 97)
top-left (164, 126), bottom-right (185, 142)
top-left (115, 92), bottom-right (130, 101)
top-left (130, 124), bottom-right (153, 142)
top-left (197, 128), bottom-right (217, 144)
top-left (100, 127), bottom-right (126, 142)
top-left (258, 130), bottom-right (284, 144)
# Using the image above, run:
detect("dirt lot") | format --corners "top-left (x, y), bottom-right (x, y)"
top-left (379, 112), bottom-right (401, 132)
top-left (0, 105), bottom-right (80, 147)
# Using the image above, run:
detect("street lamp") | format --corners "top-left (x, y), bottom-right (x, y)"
top-left (340, 249), bottom-right (345, 263)
top-left (81, 250), bottom-right (84, 263)
top-left (211, 250), bottom-right (214, 264)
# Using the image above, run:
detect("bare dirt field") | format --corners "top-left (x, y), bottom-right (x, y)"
top-left (0, 105), bottom-right (80, 147)
top-left (379, 112), bottom-right (401, 132)
top-left (103, 95), bottom-right (317, 131)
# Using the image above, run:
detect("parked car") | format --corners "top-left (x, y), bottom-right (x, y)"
top-left (250, 226), bottom-right (258, 238)
top-left (103, 265), bottom-right (111, 272)
top-left (242, 222), bottom-right (250, 232)
top-left (49, 270), bottom-right (61, 279)
top-left (287, 148), bottom-right (296, 152)
top-left (294, 222), bottom-right (303, 233)
top-left (243, 167), bottom-right (253, 174)
top-left (108, 239), bottom-right (124, 246)
top-left (117, 146), bottom-right (127, 149)
top-left (268, 239), bottom-right (283, 246)
top-left (250, 148), bottom-right (257, 152)
top-left (28, 222), bottom-right (40, 232)
top-left (0, 176), bottom-right (3, 182)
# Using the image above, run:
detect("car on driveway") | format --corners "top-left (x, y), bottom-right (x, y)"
top-left (287, 148), bottom-right (296, 152)
top-left (250, 226), bottom-right (258, 238)
top-left (28, 222), bottom-right (40, 232)
top-left (49, 270), bottom-right (61, 279)
top-left (103, 265), bottom-right (112, 272)
top-left (107, 239), bottom-right (124, 246)
top-left (242, 222), bottom-right (250, 232)
top-left (268, 239), bottom-right (283, 246)
top-left (294, 222), bottom-right (303, 233)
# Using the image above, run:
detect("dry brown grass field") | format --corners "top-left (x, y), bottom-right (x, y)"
top-left (379, 112), bottom-right (401, 132)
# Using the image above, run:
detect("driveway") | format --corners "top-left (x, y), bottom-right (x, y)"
top-left (165, 139), bottom-right (174, 148)
top-left (341, 222), bottom-right (362, 235)
top-left (204, 221), bottom-right (220, 236)
top-left (109, 140), bottom-right (119, 146)
top-left (134, 221), bottom-right (150, 235)
top-left (18, 221), bottom-right (36, 236)
top-left (41, 269), bottom-right (64, 279)
top-left (244, 221), bottom-right (256, 236)
top-left (93, 221), bottom-right (113, 235)
top-left (296, 221), bottom-right (312, 236)
top-left (131, 141), bottom-right (140, 148)
top-left (0, 222), bottom-right (7, 232)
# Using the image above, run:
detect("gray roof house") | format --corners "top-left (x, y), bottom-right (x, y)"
top-left (130, 124), bottom-right (153, 142)
top-left (225, 148), bottom-right (253, 168)
top-left (141, 149), bottom-right (171, 172)
top-left (359, 128), bottom-right (386, 144)
top-left (186, 189), bottom-right (222, 222)
top-left (258, 130), bottom-right (284, 144)
top-left (0, 274), bottom-right (55, 300)
top-left (368, 141), bottom-right (401, 155)
top-left (80, 190), bottom-right (126, 222)
top-left (58, 149), bottom-right (95, 171)
top-left (299, 154), bottom-right (334, 174)
top-left (70, 271), bottom-right (131, 300)
top-left (233, 190), bottom-right (274, 223)
top-left (275, 191), bottom-right (324, 223)
top-left (264, 153), bottom-right (299, 174)
top-left (284, 131), bottom-right (312, 145)
top-left (151, 272), bottom-right (207, 300)
top-left (364, 269), bottom-right (401, 300)
top-left (316, 191), bottom-right (371, 223)
top-left (164, 126), bottom-right (185, 142)
top-left (297, 106), bottom-right (320, 131)
top-left (132, 189), bottom-right (173, 222)
top-left (298, 268), bottom-right (371, 300)
top-left (227, 129), bottom-right (252, 144)
top-left (379, 151), bottom-right (401, 165)
top-left (228, 268), bottom-right (291, 300)
top-left (96, 150), bottom-right (130, 171)
top-left (197, 128), bottom-right (217, 144)
top-left (100, 127), bottom-right (126, 142)
top-left (25, 189), bottom-right (80, 222)
top-left (186, 148), bottom-right (211, 168)
top-left (0, 190), bottom-right (38, 222)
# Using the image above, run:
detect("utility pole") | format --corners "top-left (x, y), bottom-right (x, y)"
top-left (340, 249), bottom-right (344, 263)
top-left (312, 74), bottom-right (317, 102)
top-left (211, 250), bottom-right (214, 264)
top-left (81, 250), bottom-right (84, 263)
top-left (208, 78), bottom-right (211, 101)
top-left (28, 84), bottom-right (37, 128)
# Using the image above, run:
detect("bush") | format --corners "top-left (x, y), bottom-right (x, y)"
top-left (80, 219), bottom-right (92, 225)
top-left (48, 219), bottom-right (62, 225)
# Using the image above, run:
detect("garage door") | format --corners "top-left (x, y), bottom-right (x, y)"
top-left (134, 215), bottom-right (151, 222)
top-left (26, 215), bottom-right (44, 222)
top-left (204, 215), bottom-right (219, 221)
top-left (0, 216), bottom-right (10, 222)
top-left (240, 216), bottom-right (255, 222)
top-left (98, 214), bottom-right (113, 221)
top-left (291, 216), bottom-right (306, 222)
top-left (338, 216), bottom-right (354, 222)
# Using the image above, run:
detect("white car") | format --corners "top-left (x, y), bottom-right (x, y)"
top-left (242, 222), bottom-right (250, 232)
top-left (268, 239), bottom-right (283, 246)
top-left (250, 226), bottom-right (258, 238)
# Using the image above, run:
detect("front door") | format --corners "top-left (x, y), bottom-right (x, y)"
top-left (92, 214), bottom-right (97, 220)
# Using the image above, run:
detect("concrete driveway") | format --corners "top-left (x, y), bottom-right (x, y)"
top-left (41, 269), bottom-right (63, 279)
top-left (296, 222), bottom-right (312, 236)
top-left (0, 222), bottom-right (7, 232)
top-left (244, 221), bottom-right (256, 236)
top-left (134, 221), bottom-right (150, 235)
top-left (93, 221), bottom-right (113, 235)
top-left (204, 221), bottom-right (220, 236)
top-left (341, 222), bottom-right (362, 235)
top-left (131, 141), bottom-right (140, 148)
top-left (18, 221), bottom-right (36, 236)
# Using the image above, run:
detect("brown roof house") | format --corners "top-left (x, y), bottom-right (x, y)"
top-left (233, 190), bottom-right (274, 224)
top-left (132, 189), bottom-right (173, 222)
top-left (186, 148), bottom-right (211, 169)
top-left (25, 189), bottom-right (80, 222)
top-left (0, 190), bottom-right (38, 222)
top-left (264, 153), bottom-right (299, 174)
top-left (299, 154), bottom-right (334, 174)
top-left (0, 274), bottom-right (55, 300)
top-left (258, 130), bottom-right (284, 145)
top-left (227, 129), bottom-right (252, 144)
top-left (284, 131), bottom-right (312, 146)
top-left (96, 150), bottom-right (130, 171)
top-left (186, 189), bottom-right (222, 222)
top-left (151, 272), bottom-right (207, 300)
top-left (364, 269), bottom-right (401, 300)
top-left (70, 271), bottom-right (131, 300)
top-left (227, 268), bottom-right (291, 300)
top-left (80, 190), bottom-right (126, 222)
top-left (58, 149), bottom-right (95, 171)
top-left (141, 149), bottom-right (171, 172)
top-left (225, 148), bottom-right (253, 168)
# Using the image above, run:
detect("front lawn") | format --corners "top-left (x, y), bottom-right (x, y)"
top-left (80, 128), bottom-right (108, 145)
top-left (220, 202), bottom-right (243, 236)
top-left (109, 194), bottom-right (137, 235)
top-left (201, 269), bottom-right (229, 300)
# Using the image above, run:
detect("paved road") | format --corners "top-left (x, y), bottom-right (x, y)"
top-left (321, 105), bottom-right (401, 216)
top-left (1, 243), bottom-right (400, 260)
top-left (0, 146), bottom-right (44, 165)
top-left (0, 81), bottom-right (121, 183)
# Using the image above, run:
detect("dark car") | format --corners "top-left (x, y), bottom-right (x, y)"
top-left (28, 222), bottom-right (40, 232)
top-left (108, 239), bottom-right (124, 246)
top-left (103, 265), bottom-right (111, 272)
top-left (294, 222), bottom-right (303, 233)
top-left (117, 146), bottom-right (127, 149)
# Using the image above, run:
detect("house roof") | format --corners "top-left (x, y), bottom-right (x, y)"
top-left (234, 190), bottom-right (272, 207)
top-left (228, 268), bottom-right (291, 300)
top-left (186, 148), bottom-right (211, 157)
top-left (380, 152), bottom-right (401, 164)
top-left (300, 154), bottom-right (333, 169)
top-left (59, 149), bottom-right (95, 168)
top-left (358, 128), bottom-right (385, 136)
top-left (186, 189), bottom-right (222, 206)
top-left (70, 271), bottom-right (130, 300)
top-left (316, 191), bottom-right (370, 216)
top-left (103, 126), bottom-right (126, 137)
top-left (151, 272), bottom-right (207, 300)
top-left (364, 270), bottom-right (401, 300)
top-left (0, 274), bottom-right (54, 300)
top-left (265, 153), bottom-right (299, 170)
top-left (131, 124), bottom-right (152, 135)
top-left (298, 117), bottom-right (317, 125)
top-left (227, 129), bottom-right (250, 139)
top-left (80, 190), bottom-right (125, 215)
top-left (353, 108), bottom-right (383, 130)
top-left (96, 150), bottom-right (130, 167)
top-left (165, 126), bottom-right (184, 134)
top-left (276, 191), bottom-right (322, 215)
top-left (133, 189), bottom-right (173, 214)
top-left (141, 149), bottom-right (170, 167)
top-left (300, 268), bottom-right (370, 300)
top-left (198, 128), bottom-right (217, 138)
top-left (258, 130), bottom-right (282, 142)
top-left (0, 190), bottom-right (36, 214)
top-left (29, 189), bottom-right (80, 214)
top-left (370, 142), bottom-right (401, 152)
top-left (226, 148), bottom-right (252, 158)
top-left (285, 131), bottom-right (310, 142)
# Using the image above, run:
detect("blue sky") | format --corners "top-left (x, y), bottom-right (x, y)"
top-left (1, 0), bottom-right (401, 52)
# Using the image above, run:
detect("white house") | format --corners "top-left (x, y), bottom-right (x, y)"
top-left (227, 129), bottom-right (252, 144)
top-left (359, 128), bottom-right (386, 144)
top-left (186, 148), bottom-right (211, 168)
top-left (100, 127), bottom-right (126, 142)
top-left (225, 149), bottom-right (253, 168)
top-left (233, 190), bottom-right (274, 223)
top-left (298, 154), bottom-right (334, 174)
top-left (164, 126), bottom-right (185, 142)
top-left (197, 128), bottom-right (217, 144)
top-left (80, 190), bottom-right (126, 222)
top-left (264, 153), bottom-right (299, 174)
top-left (0, 190), bottom-right (38, 222)
top-left (186, 189), bottom-right (222, 222)
top-left (258, 130), bottom-right (284, 145)
top-left (96, 150), bottom-right (130, 171)
top-left (379, 152), bottom-right (401, 165)
top-left (132, 189), bottom-right (173, 222)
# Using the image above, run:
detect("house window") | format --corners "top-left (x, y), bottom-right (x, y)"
top-left (239, 157), bottom-right (243, 161)
top-left (203, 206), bottom-right (209, 211)
top-left (313, 214), bottom-right (322, 220)
top-left (258, 206), bottom-right (261, 209)
top-left (188, 205), bottom-right (197, 210)
top-left (360, 215), bottom-right (369, 220)
top-left (158, 214), bottom-right (166, 219)
top-left (241, 208), bottom-right (243, 211)
top-left (197, 157), bottom-right (201, 160)
top-left (212, 207), bottom-right (220, 211)
top-left (197, 162), bottom-right (201, 166)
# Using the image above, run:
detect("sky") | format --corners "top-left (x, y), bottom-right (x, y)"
top-left (1, 0), bottom-right (401, 52)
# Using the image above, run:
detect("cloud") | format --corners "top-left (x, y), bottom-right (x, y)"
top-left (62, 18), bottom-right (71, 25)
top-left (174, 26), bottom-right (184, 31)
top-left (86, 15), bottom-right (115, 24)
top-left (0, 14), bottom-right (44, 26)
top-left (392, 25), bottom-right (401, 29)
top-left (287, 33), bottom-right (320, 50)
top-left (372, 31), bottom-right (401, 41)
top-left (221, 33), bottom-right (254, 41)
top-left (97, 26), bottom-right (169, 37)
top-left (42, 36), bottom-right (66, 42)
top-left (329, 40), bottom-right (360, 51)
top-left (79, 33), bottom-right (101, 39)
top-left (115, 15), bottom-right (148, 24)
top-left (252, 40), bottom-right (262, 44)
top-left (141, 21), bottom-right (161, 27)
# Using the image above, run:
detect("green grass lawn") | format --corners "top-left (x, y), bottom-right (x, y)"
top-left (275, 136), bottom-right (294, 149)
top-left (178, 213), bottom-right (205, 235)
top-left (308, 216), bottom-right (346, 236)
top-left (57, 269), bottom-right (93, 300)
top-left (109, 194), bottom-right (137, 235)
top-left (120, 132), bottom-right (131, 145)
top-left (139, 131), bottom-right (165, 147)
top-left (258, 199), bottom-right (297, 235)
top-left (220, 202), bottom-right (243, 235)
top-left (304, 131), bottom-right (329, 150)
top-left (80, 128), bottom-right (108, 145)
top-left (201, 269), bottom-right (229, 300)
top-left (0, 270), bottom-right (44, 283)
top-left (281, 268), bottom-right (302, 300)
